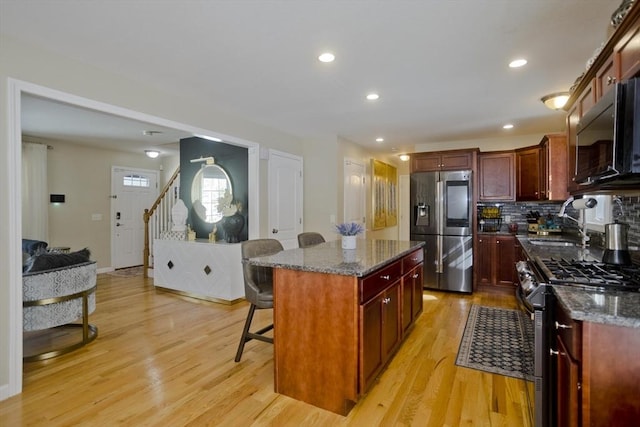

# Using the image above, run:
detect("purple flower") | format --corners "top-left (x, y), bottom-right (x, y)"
top-left (335, 222), bottom-right (364, 236)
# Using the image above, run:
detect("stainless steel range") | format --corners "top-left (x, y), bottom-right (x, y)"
top-left (516, 256), bottom-right (640, 427)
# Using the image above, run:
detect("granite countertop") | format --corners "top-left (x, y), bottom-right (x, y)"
top-left (553, 286), bottom-right (640, 328)
top-left (517, 235), bottom-right (640, 328)
top-left (245, 239), bottom-right (425, 277)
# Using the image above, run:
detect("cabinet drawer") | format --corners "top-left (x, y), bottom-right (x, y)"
top-left (360, 261), bottom-right (402, 304)
top-left (555, 304), bottom-right (582, 360)
top-left (402, 249), bottom-right (423, 271)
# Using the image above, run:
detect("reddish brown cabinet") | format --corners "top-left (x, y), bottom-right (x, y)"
top-left (361, 281), bottom-right (400, 390)
top-left (516, 145), bottom-right (544, 201)
top-left (411, 149), bottom-right (475, 172)
top-left (478, 151), bottom-right (516, 201)
top-left (516, 134), bottom-right (569, 201)
top-left (554, 302), bottom-right (640, 427)
top-left (475, 234), bottom-right (518, 289)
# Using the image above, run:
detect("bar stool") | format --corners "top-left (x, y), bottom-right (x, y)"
top-left (297, 232), bottom-right (325, 248)
top-left (234, 238), bottom-right (283, 362)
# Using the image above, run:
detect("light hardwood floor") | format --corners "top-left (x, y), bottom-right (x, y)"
top-left (1, 273), bottom-right (533, 426)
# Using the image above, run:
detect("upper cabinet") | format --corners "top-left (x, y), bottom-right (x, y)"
top-left (411, 149), bottom-right (475, 173)
top-left (478, 151), bottom-right (515, 201)
top-left (516, 134), bottom-right (569, 202)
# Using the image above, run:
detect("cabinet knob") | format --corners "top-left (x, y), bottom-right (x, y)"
top-left (383, 297), bottom-right (391, 304)
top-left (380, 275), bottom-right (390, 280)
top-left (607, 75), bottom-right (617, 85)
top-left (412, 273), bottom-right (419, 279)
top-left (555, 321), bottom-right (572, 330)
top-left (550, 349), bottom-right (559, 356)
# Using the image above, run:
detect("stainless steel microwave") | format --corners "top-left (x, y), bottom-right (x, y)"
top-left (576, 77), bottom-right (640, 185)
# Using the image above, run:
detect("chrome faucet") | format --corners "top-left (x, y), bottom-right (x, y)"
top-left (557, 196), bottom-right (597, 249)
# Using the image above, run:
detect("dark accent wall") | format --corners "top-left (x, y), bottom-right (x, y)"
top-left (179, 137), bottom-right (248, 240)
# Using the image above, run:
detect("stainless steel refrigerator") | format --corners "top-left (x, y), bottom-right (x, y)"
top-left (410, 170), bottom-right (473, 293)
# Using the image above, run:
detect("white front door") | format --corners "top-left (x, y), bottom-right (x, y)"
top-left (111, 167), bottom-right (159, 269)
top-left (344, 159), bottom-right (366, 235)
top-left (268, 150), bottom-right (303, 249)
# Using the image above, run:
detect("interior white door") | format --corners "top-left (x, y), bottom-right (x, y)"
top-left (344, 159), bottom-right (366, 235)
top-left (268, 150), bottom-right (303, 249)
top-left (111, 167), bottom-right (158, 269)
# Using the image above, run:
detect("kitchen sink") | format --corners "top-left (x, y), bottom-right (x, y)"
top-left (528, 239), bottom-right (577, 247)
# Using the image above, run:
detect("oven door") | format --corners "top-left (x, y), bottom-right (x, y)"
top-left (515, 264), bottom-right (555, 427)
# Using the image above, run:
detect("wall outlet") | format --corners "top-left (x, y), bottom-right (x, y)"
top-left (504, 215), bottom-right (511, 223)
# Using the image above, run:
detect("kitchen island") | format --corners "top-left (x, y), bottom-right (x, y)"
top-left (246, 239), bottom-right (425, 415)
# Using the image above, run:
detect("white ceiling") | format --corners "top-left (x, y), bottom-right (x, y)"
top-left (1, 0), bottom-right (623, 156)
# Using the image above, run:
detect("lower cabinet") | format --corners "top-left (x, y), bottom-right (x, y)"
top-left (554, 303), bottom-right (640, 426)
top-left (402, 265), bottom-right (423, 333)
top-left (475, 234), bottom-right (518, 289)
top-left (361, 282), bottom-right (400, 390)
top-left (360, 248), bottom-right (423, 392)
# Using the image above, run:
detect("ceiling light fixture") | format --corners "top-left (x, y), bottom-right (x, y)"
top-left (399, 154), bottom-right (410, 161)
top-left (145, 150), bottom-right (160, 158)
top-left (503, 124), bottom-right (514, 129)
top-left (318, 52), bottom-right (335, 63)
top-left (541, 92), bottom-right (570, 110)
top-left (376, 137), bottom-right (384, 143)
top-left (509, 58), bottom-right (527, 68)
top-left (366, 93), bottom-right (380, 101)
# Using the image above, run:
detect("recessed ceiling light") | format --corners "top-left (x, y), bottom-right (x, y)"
top-left (503, 124), bottom-right (514, 129)
top-left (145, 150), bottom-right (160, 158)
top-left (399, 154), bottom-right (410, 161)
top-left (318, 52), bottom-right (335, 63)
top-left (376, 137), bottom-right (384, 143)
top-left (509, 59), bottom-right (527, 68)
top-left (366, 93), bottom-right (380, 101)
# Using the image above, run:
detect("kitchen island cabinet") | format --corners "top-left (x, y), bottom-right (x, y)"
top-left (246, 239), bottom-right (424, 415)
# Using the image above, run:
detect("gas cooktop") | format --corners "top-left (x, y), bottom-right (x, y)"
top-left (534, 256), bottom-right (640, 292)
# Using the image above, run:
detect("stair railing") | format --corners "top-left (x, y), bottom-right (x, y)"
top-left (143, 166), bottom-right (180, 278)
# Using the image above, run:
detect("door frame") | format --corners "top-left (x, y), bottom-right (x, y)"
top-left (5, 78), bottom-right (261, 399)
top-left (110, 166), bottom-right (160, 270)
top-left (268, 149), bottom-right (303, 249)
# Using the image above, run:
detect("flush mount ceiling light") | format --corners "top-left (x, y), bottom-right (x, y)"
top-left (503, 124), bottom-right (514, 129)
top-left (318, 52), bottom-right (335, 63)
top-left (145, 150), bottom-right (160, 158)
top-left (541, 92), bottom-right (570, 110)
top-left (509, 58), bottom-right (527, 68)
top-left (376, 137), bottom-right (384, 143)
top-left (399, 154), bottom-right (410, 161)
top-left (366, 93), bottom-right (380, 101)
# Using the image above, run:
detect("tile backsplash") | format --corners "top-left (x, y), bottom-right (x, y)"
top-left (478, 196), bottom-right (640, 249)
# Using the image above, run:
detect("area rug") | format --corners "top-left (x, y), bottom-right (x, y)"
top-left (455, 305), bottom-right (534, 381)
top-left (105, 266), bottom-right (144, 277)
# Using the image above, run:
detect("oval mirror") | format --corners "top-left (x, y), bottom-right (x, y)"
top-left (190, 164), bottom-right (232, 224)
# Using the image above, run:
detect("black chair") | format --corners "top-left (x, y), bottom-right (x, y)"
top-left (297, 232), bottom-right (325, 248)
top-left (235, 238), bottom-right (284, 362)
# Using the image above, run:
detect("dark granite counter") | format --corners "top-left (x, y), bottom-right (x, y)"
top-left (517, 235), bottom-right (640, 328)
top-left (245, 239), bottom-right (425, 277)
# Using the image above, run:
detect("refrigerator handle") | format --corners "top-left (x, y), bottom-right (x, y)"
top-left (436, 235), bottom-right (443, 274)
top-left (436, 180), bottom-right (445, 235)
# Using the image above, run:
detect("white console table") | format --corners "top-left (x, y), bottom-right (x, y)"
top-left (153, 239), bottom-right (244, 304)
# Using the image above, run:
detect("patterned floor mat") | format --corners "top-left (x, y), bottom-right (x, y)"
top-left (455, 304), bottom-right (534, 381)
